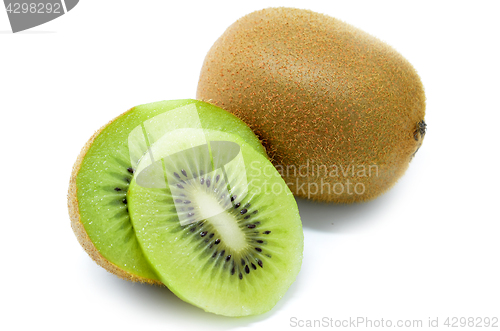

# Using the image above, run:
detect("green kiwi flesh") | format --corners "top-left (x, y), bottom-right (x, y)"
top-left (69, 99), bottom-right (267, 283)
top-left (128, 129), bottom-right (303, 316)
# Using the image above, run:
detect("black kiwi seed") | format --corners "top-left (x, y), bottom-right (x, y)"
top-left (175, 199), bottom-right (182, 203)
top-left (239, 273), bottom-right (243, 280)
top-left (127, 167), bottom-right (134, 174)
top-left (114, 187), bottom-right (121, 191)
top-left (174, 172), bottom-right (180, 178)
top-left (206, 179), bottom-right (211, 187)
top-left (245, 265), bottom-right (250, 274)
top-left (263, 231), bottom-right (271, 234)
top-left (256, 240), bottom-right (264, 243)
top-left (255, 247), bottom-right (262, 252)
top-left (212, 251), bottom-right (217, 258)
top-left (220, 250), bottom-right (225, 256)
top-left (214, 239), bottom-right (221, 244)
top-left (122, 198), bottom-right (127, 204)
top-left (181, 169), bottom-right (187, 177)
top-left (234, 202), bottom-right (241, 209)
top-left (258, 260), bottom-right (263, 268)
top-left (253, 210), bottom-right (258, 214)
top-left (247, 224), bottom-right (256, 229)
top-left (209, 233), bottom-right (214, 238)
top-left (215, 174), bottom-right (220, 182)
top-left (241, 258), bottom-right (245, 266)
top-left (183, 200), bottom-right (191, 204)
top-left (231, 195), bottom-right (237, 202)
top-left (177, 183), bottom-right (184, 189)
top-left (226, 255), bottom-right (231, 261)
top-left (200, 178), bottom-right (204, 185)
top-left (245, 203), bottom-right (251, 208)
top-left (240, 208), bottom-right (248, 215)
top-left (200, 231), bottom-right (207, 237)
top-left (251, 263), bottom-right (257, 270)
top-left (244, 215), bottom-right (251, 219)
top-left (231, 267), bottom-right (235, 275)
top-left (190, 227), bottom-right (196, 232)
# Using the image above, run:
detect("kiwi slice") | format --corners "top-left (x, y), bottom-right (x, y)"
top-left (128, 129), bottom-right (303, 316)
top-left (68, 99), bottom-right (267, 284)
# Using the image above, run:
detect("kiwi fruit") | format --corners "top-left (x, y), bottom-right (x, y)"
top-left (128, 128), bottom-right (303, 316)
top-left (68, 99), bottom-right (267, 284)
top-left (197, 7), bottom-right (426, 203)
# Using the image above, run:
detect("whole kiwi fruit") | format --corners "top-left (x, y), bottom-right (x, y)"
top-left (197, 7), bottom-right (426, 203)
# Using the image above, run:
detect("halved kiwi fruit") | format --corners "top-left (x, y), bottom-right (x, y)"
top-left (128, 128), bottom-right (303, 316)
top-left (197, 7), bottom-right (426, 203)
top-left (68, 99), bottom-right (267, 284)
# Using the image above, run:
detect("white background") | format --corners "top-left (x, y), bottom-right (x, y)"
top-left (1, 1), bottom-right (499, 330)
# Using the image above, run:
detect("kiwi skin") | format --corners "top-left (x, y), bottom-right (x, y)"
top-left (68, 109), bottom-right (163, 285)
top-left (197, 7), bottom-right (426, 203)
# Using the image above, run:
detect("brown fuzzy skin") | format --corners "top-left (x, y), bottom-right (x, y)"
top-left (68, 109), bottom-right (162, 285)
top-left (197, 7), bottom-right (426, 203)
